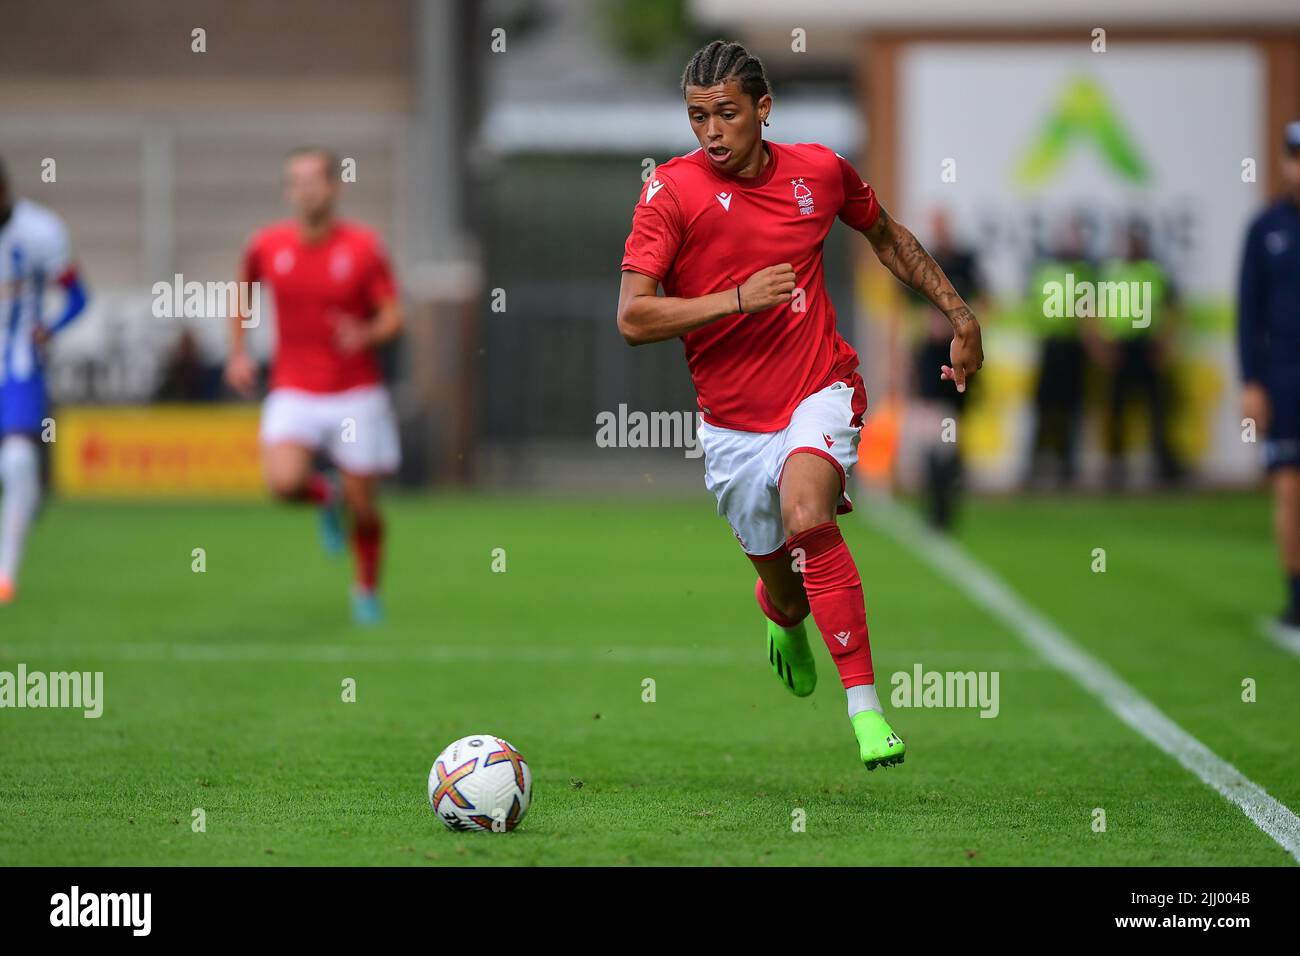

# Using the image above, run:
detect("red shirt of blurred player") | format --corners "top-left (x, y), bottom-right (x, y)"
top-left (241, 220), bottom-right (395, 393)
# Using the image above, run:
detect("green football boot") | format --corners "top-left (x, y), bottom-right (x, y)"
top-left (851, 710), bottom-right (906, 771)
top-left (767, 619), bottom-right (817, 697)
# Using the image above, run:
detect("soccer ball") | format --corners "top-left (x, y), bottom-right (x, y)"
top-left (428, 734), bottom-right (532, 833)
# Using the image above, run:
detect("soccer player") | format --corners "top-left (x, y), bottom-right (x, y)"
top-left (225, 146), bottom-right (403, 625)
top-left (0, 156), bottom-right (89, 604)
top-left (1239, 121), bottom-right (1300, 629)
top-left (617, 42), bottom-right (983, 771)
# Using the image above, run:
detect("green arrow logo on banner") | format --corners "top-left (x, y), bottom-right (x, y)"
top-left (1016, 75), bottom-right (1149, 185)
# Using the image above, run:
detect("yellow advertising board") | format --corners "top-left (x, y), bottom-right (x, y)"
top-left (52, 405), bottom-right (263, 498)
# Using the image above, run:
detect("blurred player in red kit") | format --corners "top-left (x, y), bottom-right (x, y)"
top-left (226, 147), bottom-right (403, 625)
top-left (617, 42), bottom-right (983, 770)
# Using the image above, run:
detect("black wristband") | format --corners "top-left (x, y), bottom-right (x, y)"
top-left (736, 285), bottom-right (742, 313)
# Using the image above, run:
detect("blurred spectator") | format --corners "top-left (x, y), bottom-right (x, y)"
top-left (1024, 211), bottom-right (1093, 489)
top-left (1095, 218), bottom-right (1184, 488)
top-left (153, 328), bottom-right (223, 401)
top-left (908, 208), bottom-right (985, 529)
top-left (1238, 120), bottom-right (1300, 628)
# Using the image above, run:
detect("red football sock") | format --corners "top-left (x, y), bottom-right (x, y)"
top-left (303, 473), bottom-right (334, 505)
top-left (352, 516), bottom-right (384, 592)
top-left (785, 521), bottom-right (874, 688)
top-left (754, 574), bottom-right (805, 628)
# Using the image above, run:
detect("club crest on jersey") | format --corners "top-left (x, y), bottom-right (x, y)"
top-left (273, 248), bottom-right (296, 274)
top-left (715, 192), bottom-right (732, 211)
top-left (791, 178), bottom-right (814, 216)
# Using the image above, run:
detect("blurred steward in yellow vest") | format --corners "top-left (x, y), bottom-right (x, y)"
top-left (1093, 219), bottom-right (1184, 488)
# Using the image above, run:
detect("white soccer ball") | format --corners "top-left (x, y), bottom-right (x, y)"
top-left (428, 734), bottom-right (533, 833)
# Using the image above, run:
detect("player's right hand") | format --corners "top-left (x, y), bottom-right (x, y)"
top-left (1242, 382), bottom-right (1271, 435)
top-left (224, 351), bottom-right (258, 397)
top-left (738, 263), bottom-right (797, 313)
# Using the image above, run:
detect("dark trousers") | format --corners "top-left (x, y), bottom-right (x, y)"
top-left (1028, 337), bottom-right (1086, 486)
top-left (1105, 338), bottom-right (1180, 481)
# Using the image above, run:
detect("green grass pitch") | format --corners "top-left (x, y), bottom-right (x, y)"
top-left (0, 491), bottom-right (1296, 866)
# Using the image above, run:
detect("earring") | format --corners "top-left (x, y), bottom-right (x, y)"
top-left (762, 118), bottom-right (770, 127)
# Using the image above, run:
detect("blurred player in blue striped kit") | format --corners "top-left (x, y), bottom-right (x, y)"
top-left (0, 156), bottom-right (89, 603)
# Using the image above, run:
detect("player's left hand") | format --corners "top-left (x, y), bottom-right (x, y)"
top-left (941, 314), bottom-right (983, 394)
top-left (32, 325), bottom-right (51, 348)
top-left (333, 314), bottom-right (373, 354)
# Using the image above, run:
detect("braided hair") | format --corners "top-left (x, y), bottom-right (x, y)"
top-left (680, 40), bottom-right (771, 108)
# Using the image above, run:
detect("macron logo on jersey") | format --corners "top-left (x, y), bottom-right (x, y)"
top-left (645, 180), bottom-right (665, 204)
top-left (715, 192), bottom-right (732, 211)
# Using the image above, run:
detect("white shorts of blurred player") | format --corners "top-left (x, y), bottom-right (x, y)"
top-left (697, 380), bottom-right (863, 560)
top-left (260, 385), bottom-right (401, 476)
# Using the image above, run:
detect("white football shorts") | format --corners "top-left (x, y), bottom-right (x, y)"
top-left (260, 384), bottom-right (401, 476)
top-left (696, 380), bottom-right (864, 559)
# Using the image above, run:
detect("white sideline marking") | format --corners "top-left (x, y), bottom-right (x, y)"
top-left (861, 495), bottom-right (1300, 864)
top-left (1261, 618), bottom-right (1300, 658)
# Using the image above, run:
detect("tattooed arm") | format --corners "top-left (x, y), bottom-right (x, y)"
top-left (864, 207), bottom-right (984, 392)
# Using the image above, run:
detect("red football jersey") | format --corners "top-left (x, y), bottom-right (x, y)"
top-left (241, 220), bottom-right (397, 393)
top-left (621, 140), bottom-right (880, 432)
